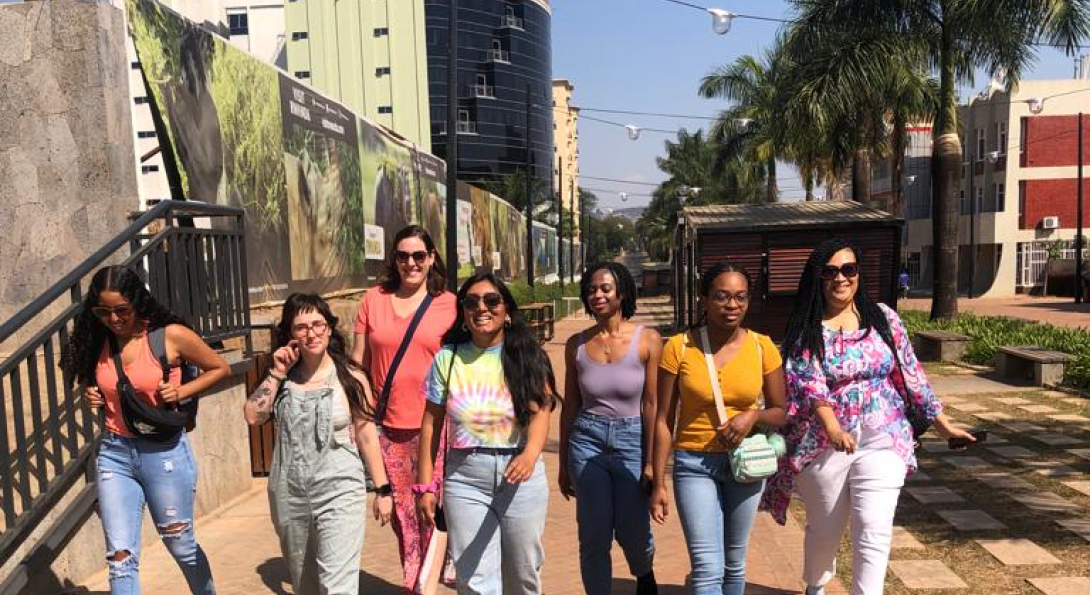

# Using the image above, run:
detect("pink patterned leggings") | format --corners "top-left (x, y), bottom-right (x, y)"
top-left (380, 427), bottom-right (445, 594)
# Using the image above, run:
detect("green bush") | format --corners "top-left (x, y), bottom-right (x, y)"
top-left (900, 310), bottom-right (1090, 389)
top-left (506, 279), bottom-right (582, 319)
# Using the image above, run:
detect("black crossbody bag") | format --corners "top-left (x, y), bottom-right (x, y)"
top-left (107, 333), bottom-right (197, 443)
top-left (373, 293), bottom-right (435, 425)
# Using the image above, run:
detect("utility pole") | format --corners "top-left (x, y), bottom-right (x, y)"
top-left (444, 0), bottom-right (458, 291)
top-left (557, 155), bottom-right (564, 288)
top-left (569, 178), bottom-right (576, 283)
top-left (968, 135), bottom-right (976, 299)
top-left (1077, 111), bottom-right (1085, 303)
top-left (525, 83), bottom-right (535, 287)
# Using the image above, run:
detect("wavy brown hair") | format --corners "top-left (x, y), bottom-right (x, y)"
top-left (379, 225), bottom-right (447, 296)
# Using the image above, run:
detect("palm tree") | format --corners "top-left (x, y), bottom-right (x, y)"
top-left (699, 51), bottom-right (789, 203)
top-left (784, 0), bottom-right (1090, 319)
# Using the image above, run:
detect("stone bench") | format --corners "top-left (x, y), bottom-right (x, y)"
top-left (994, 346), bottom-right (1074, 387)
top-left (913, 330), bottom-right (971, 362)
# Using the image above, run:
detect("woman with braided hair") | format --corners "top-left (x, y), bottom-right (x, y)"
top-left (63, 265), bottom-right (229, 594)
top-left (760, 239), bottom-right (974, 595)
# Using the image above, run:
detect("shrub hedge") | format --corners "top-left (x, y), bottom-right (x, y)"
top-left (900, 309), bottom-right (1090, 389)
top-left (506, 279), bottom-right (584, 319)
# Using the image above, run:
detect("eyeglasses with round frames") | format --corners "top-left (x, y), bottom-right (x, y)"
top-left (291, 320), bottom-right (329, 337)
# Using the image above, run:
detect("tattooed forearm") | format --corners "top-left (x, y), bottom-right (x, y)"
top-left (244, 375), bottom-right (280, 424)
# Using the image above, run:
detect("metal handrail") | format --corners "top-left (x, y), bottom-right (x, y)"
top-left (0, 199), bottom-right (251, 573)
top-left (0, 200), bottom-right (241, 346)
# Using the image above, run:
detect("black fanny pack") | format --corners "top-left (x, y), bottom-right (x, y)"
top-left (108, 331), bottom-right (198, 443)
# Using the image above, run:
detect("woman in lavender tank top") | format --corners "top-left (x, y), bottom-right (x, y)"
top-left (558, 263), bottom-right (661, 595)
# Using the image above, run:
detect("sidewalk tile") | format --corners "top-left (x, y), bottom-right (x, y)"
top-left (976, 412), bottom-right (1014, 422)
top-left (987, 445), bottom-right (1037, 458)
top-left (906, 486), bottom-right (964, 504)
top-left (1061, 398), bottom-right (1087, 407)
top-left (1009, 492), bottom-right (1082, 513)
top-left (999, 421), bottom-right (1046, 433)
top-left (1048, 414), bottom-right (1090, 424)
top-left (1030, 433), bottom-right (1085, 446)
top-left (975, 472), bottom-right (1035, 490)
top-left (975, 539), bottom-right (1060, 565)
top-left (1027, 577), bottom-right (1090, 595)
top-left (941, 455), bottom-right (992, 470)
top-left (891, 526), bottom-right (925, 549)
top-left (993, 397), bottom-right (1031, 405)
top-left (1056, 518), bottom-right (1090, 542)
top-left (951, 403), bottom-right (988, 413)
top-left (1066, 448), bottom-right (1090, 460)
top-left (1020, 405), bottom-right (1060, 414)
top-left (888, 560), bottom-right (967, 589)
top-left (1060, 480), bottom-right (1090, 497)
top-left (937, 509), bottom-right (1007, 531)
top-left (907, 470), bottom-right (932, 482)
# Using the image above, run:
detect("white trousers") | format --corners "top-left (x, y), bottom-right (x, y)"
top-left (795, 429), bottom-right (907, 595)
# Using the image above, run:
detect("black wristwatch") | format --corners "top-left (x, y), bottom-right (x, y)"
top-left (372, 483), bottom-right (393, 497)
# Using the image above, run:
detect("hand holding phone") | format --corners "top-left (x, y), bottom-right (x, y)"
top-left (948, 429), bottom-right (987, 450)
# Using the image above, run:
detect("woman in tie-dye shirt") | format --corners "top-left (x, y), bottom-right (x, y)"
top-left (416, 273), bottom-right (559, 595)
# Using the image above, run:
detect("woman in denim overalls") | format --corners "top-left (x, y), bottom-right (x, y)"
top-left (245, 294), bottom-right (393, 594)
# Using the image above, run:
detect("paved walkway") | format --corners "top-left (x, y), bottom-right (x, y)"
top-left (901, 296), bottom-right (1090, 330)
top-left (75, 304), bottom-right (836, 594)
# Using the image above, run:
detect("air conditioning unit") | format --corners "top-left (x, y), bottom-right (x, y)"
top-left (1042, 216), bottom-right (1060, 229)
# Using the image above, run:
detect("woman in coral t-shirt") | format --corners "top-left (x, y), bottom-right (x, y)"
top-left (351, 225), bottom-right (456, 593)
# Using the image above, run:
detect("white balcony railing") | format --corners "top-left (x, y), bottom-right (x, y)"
top-left (473, 84), bottom-right (495, 98)
top-left (501, 15), bottom-right (524, 29)
top-left (490, 48), bottom-right (510, 63)
top-left (457, 121), bottom-right (478, 135)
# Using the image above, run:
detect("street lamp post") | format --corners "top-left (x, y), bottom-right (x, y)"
top-left (525, 84), bottom-right (535, 287)
top-left (558, 155), bottom-right (564, 289)
top-left (444, 0), bottom-right (458, 291)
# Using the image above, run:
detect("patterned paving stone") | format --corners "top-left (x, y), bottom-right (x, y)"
top-left (906, 486), bottom-right (964, 504)
top-left (1042, 390), bottom-right (1071, 399)
top-left (1066, 448), bottom-right (1090, 460)
top-left (941, 456), bottom-right (992, 470)
top-left (975, 411), bottom-right (1014, 422)
top-left (920, 440), bottom-right (949, 454)
top-left (1048, 414), bottom-right (1090, 424)
top-left (1026, 577), bottom-right (1090, 595)
top-left (937, 509), bottom-right (1007, 531)
top-left (987, 445), bottom-right (1037, 458)
top-left (1061, 398), bottom-right (1087, 407)
top-left (1025, 462), bottom-right (1082, 478)
top-left (994, 397), bottom-right (1033, 406)
top-left (1020, 405), bottom-right (1060, 414)
top-left (951, 403), bottom-right (989, 413)
top-left (1029, 433), bottom-right (1085, 446)
top-left (975, 472), bottom-right (1036, 491)
top-left (891, 526), bottom-right (925, 549)
top-left (1060, 481), bottom-right (1090, 497)
top-left (1056, 518), bottom-right (1090, 542)
top-left (999, 421), bottom-right (1046, 433)
top-left (942, 396), bottom-right (968, 405)
top-left (888, 560), bottom-right (968, 589)
top-left (975, 539), bottom-right (1061, 565)
top-left (1008, 491), bottom-right (1082, 513)
top-left (907, 470), bottom-right (932, 482)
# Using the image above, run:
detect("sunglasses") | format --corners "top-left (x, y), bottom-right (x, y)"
top-left (395, 250), bottom-right (430, 264)
top-left (92, 305), bottom-right (135, 319)
top-left (460, 293), bottom-right (504, 311)
top-left (820, 263), bottom-right (860, 281)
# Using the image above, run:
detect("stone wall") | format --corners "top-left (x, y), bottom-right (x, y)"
top-left (0, 0), bottom-right (138, 349)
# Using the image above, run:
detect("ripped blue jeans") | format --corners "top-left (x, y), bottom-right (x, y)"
top-left (96, 431), bottom-right (215, 595)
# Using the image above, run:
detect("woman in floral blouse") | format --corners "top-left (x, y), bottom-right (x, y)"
top-left (760, 239), bottom-right (974, 595)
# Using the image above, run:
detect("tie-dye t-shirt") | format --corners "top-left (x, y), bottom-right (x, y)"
top-left (423, 342), bottom-right (523, 449)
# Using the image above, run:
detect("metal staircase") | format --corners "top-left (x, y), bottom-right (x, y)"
top-left (0, 201), bottom-right (252, 594)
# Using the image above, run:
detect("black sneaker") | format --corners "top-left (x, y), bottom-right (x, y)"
top-left (636, 570), bottom-right (658, 595)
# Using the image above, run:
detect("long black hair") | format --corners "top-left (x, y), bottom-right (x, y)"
top-left (62, 266), bottom-right (189, 387)
top-left (580, 262), bottom-right (638, 319)
top-left (379, 225), bottom-right (447, 296)
top-left (442, 273), bottom-right (559, 426)
top-left (276, 293), bottom-right (374, 421)
top-left (782, 238), bottom-right (897, 363)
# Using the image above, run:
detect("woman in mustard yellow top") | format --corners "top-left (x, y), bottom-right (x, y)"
top-left (650, 262), bottom-right (787, 595)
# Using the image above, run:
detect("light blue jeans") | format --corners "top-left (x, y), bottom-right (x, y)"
top-left (96, 431), bottom-right (215, 595)
top-left (443, 448), bottom-right (548, 595)
top-left (567, 413), bottom-right (654, 594)
top-left (673, 450), bottom-right (764, 595)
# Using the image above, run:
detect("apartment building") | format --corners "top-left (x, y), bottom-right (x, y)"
top-left (552, 79), bottom-right (580, 222)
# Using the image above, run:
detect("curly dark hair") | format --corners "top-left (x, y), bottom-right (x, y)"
top-left (276, 293), bottom-right (374, 421)
top-left (442, 273), bottom-right (559, 426)
top-left (580, 262), bottom-right (638, 319)
top-left (782, 238), bottom-right (897, 363)
top-left (379, 225), bottom-right (447, 296)
top-left (62, 265), bottom-right (189, 387)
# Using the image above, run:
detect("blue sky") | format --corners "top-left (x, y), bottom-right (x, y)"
top-left (552, 0), bottom-right (1086, 209)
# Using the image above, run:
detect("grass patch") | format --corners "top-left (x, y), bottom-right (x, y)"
top-left (901, 310), bottom-right (1090, 390)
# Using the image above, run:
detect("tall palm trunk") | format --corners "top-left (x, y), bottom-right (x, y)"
top-left (765, 157), bottom-right (778, 202)
top-left (892, 110), bottom-right (905, 216)
top-left (804, 170), bottom-right (815, 201)
top-left (931, 18), bottom-right (961, 320)
top-left (851, 149), bottom-right (871, 202)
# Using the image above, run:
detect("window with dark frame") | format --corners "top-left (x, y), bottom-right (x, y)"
top-left (291, 31), bottom-right (308, 41)
top-left (228, 12), bottom-right (249, 36)
top-left (378, 106), bottom-right (393, 114)
top-left (374, 27), bottom-right (389, 37)
top-left (137, 131), bottom-right (157, 139)
top-left (141, 165), bottom-right (160, 174)
top-left (295, 71), bottom-right (311, 79)
top-left (376, 66), bottom-right (391, 76)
